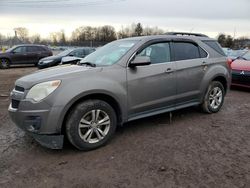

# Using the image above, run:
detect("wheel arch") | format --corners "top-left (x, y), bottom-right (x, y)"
top-left (0, 57), bottom-right (11, 63)
top-left (211, 75), bottom-right (228, 93)
top-left (60, 93), bottom-right (123, 135)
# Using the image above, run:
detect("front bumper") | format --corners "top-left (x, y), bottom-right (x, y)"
top-left (8, 88), bottom-right (65, 149)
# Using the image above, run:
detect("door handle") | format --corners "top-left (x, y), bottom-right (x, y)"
top-left (202, 61), bottom-right (208, 65)
top-left (165, 68), bottom-right (174, 73)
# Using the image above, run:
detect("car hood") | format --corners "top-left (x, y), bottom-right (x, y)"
top-left (0, 52), bottom-right (9, 56)
top-left (232, 60), bottom-right (250, 71)
top-left (15, 64), bottom-right (102, 89)
top-left (40, 55), bottom-right (62, 62)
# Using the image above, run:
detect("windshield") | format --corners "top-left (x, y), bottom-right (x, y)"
top-left (56, 49), bottom-right (72, 57)
top-left (228, 50), bottom-right (247, 58)
top-left (242, 51), bottom-right (250, 60)
top-left (6, 46), bottom-right (17, 52)
top-left (80, 40), bottom-right (138, 66)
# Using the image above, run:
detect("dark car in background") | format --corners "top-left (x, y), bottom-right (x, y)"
top-left (38, 47), bottom-right (95, 69)
top-left (0, 44), bottom-right (52, 69)
top-left (231, 51), bottom-right (250, 88)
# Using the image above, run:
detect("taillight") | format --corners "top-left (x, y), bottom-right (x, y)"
top-left (227, 58), bottom-right (232, 69)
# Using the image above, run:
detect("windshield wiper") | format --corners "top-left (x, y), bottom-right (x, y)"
top-left (79, 62), bottom-right (96, 67)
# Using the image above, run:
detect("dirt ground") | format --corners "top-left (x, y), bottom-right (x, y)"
top-left (0, 66), bottom-right (250, 188)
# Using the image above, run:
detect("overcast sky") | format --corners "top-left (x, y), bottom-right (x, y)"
top-left (0, 0), bottom-right (250, 38)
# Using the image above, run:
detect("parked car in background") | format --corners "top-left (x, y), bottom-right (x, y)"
top-left (9, 33), bottom-right (231, 150)
top-left (38, 47), bottom-right (95, 69)
top-left (60, 56), bottom-right (84, 65)
top-left (223, 48), bottom-right (232, 56)
top-left (0, 44), bottom-right (52, 69)
top-left (227, 49), bottom-right (248, 61)
top-left (231, 51), bottom-right (250, 88)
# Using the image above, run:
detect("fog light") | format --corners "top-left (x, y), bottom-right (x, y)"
top-left (24, 116), bottom-right (42, 132)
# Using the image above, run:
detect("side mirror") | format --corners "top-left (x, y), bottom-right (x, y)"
top-left (69, 54), bottom-right (74, 57)
top-left (129, 56), bottom-right (151, 67)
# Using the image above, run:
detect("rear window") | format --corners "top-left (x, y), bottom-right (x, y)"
top-left (202, 40), bottom-right (225, 56)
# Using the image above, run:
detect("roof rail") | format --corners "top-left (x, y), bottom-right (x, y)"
top-left (165, 32), bottom-right (208, 37)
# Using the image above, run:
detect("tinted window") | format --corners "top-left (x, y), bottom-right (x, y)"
top-left (137, 42), bottom-right (171, 64)
top-left (203, 40), bottom-right (225, 56)
top-left (70, 49), bottom-right (84, 57)
top-left (37, 46), bottom-right (46, 52)
top-left (173, 42), bottom-right (200, 61)
top-left (199, 47), bottom-right (208, 58)
top-left (26, 46), bottom-right (37, 52)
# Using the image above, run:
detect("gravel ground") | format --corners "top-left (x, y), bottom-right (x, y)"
top-left (0, 66), bottom-right (250, 188)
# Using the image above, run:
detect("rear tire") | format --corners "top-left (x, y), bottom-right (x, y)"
top-left (0, 58), bottom-right (10, 69)
top-left (66, 100), bottom-right (117, 150)
top-left (201, 81), bottom-right (225, 113)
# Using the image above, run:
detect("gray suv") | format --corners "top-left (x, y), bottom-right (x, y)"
top-left (8, 33), bottom-right (231, 150)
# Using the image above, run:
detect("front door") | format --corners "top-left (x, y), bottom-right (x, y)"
top-left (11, 46), bottom-right (27, 64)
top-left (127, 42), bottom-right (176, 119)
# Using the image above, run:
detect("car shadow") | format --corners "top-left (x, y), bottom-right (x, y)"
top-left (8, 65), bottom-right (36, 69)
top-left (231, 86), bottom-right (250, 92)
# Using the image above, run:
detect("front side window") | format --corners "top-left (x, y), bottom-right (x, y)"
top-left (173, 42), bottom-right (200, 61)
top-left (137, 42), bottom-right (171, 64)
top-left (81, 40), bottom-right (138, 66)
top-left (12, 46), bottom-right (26, 53)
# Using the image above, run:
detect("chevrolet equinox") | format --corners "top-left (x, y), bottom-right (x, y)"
top-left (9, 33), bottom-right (231, 150)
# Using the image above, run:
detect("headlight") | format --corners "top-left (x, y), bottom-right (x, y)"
top-left (26, 80), bottom-right (61, 102)
top-left (42, 60), bottom-right (53, 64)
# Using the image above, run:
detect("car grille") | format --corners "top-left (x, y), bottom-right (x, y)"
top-left (11, 99), bottom-right (20, 109)
top-left (232, 70), bottom-right (250, 86)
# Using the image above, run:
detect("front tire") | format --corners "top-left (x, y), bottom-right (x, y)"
top-left (0, 58), bottom-right (10, 69)
top-left (201, 81), bottom-right (225, 113)
top-left (66, 100), bottom-right (117, 150)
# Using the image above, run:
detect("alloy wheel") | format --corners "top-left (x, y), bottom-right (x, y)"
top-left (78, 109), bottom-right (111, 144)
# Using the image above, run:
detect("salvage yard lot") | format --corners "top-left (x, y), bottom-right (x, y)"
top-left (1, 67), bottom-right (250, 187)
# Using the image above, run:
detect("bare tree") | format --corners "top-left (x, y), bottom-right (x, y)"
top-left (14, 27), bottom-right (29, 42)
top-left (30, 34), bottom-right (41, 44)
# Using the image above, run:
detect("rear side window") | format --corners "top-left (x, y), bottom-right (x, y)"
top-left (37, 46), bottom-right (47, 52)
top-left (26, 46), bottom-right (36, 52)
top-left (173, 42), bottom-right (200, 61)
top-left (202, 40), bottom-right (225, 56)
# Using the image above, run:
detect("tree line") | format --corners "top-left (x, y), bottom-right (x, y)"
top-left (217, 33), bottom-right (250, 49)
top-left (0, 23), bottom-right (163, 47)
top-left (0, 23), bottom-right (249, 49)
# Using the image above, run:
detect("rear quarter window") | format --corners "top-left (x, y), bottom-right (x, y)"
top-left (202, 40), bottom-right (225, 56)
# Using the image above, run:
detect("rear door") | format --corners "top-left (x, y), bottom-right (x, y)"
top-left (172, 40), bottom-right (208, 105)
top-left (127, 41), bottom-right (177, 118)
top-left (26, 46), bottom-right (39, 64)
